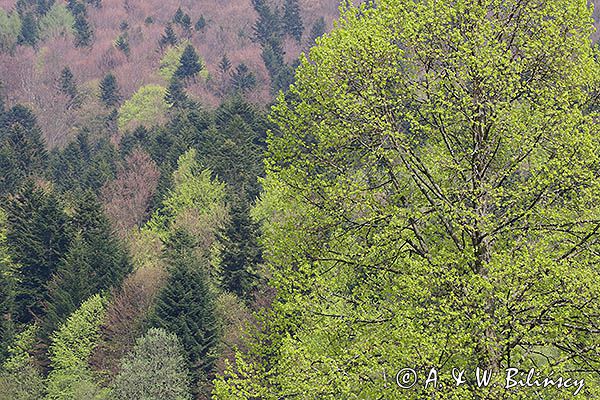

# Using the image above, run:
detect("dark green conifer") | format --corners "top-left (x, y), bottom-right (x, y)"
top-left (174, 45), bottom-right (202, 80)
top-left (73, 13), bottom-right (92, 47)
top-left (230, 64), bottom-right (256, 94)
top-left (159, 23), bottom-right (178, 48)
top-left (18, 13), bottom-right (38, 47)
top-left (194, 15), bottom-right (206, 31)
top-left (309, 16), bottom-right (326, 45)
top-left (283, 0), bottom-right (303, 43)
top-left (99, 73), bottom-right (121, 107)
top-left (149, 230), bottom-right (218, 383)
top-left (165, 77), bottom-right (189, 109)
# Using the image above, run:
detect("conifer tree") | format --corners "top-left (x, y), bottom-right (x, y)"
top-left (165, 77), bottom-right (189, 109)
top-left (194, 15), bottom-right (206, 31)
top-left (0, 105), bottom-right (47, 196)
top-left (230, 64), bottom-right (256, 94)
top-left (149, 230), bottom-right (218, 385)
top-left (283, 0), bottom-right (303, 43)
top-left (18, 12), bottom-right (38, 46)
top-left (173, 7), bottom-right (183, 24)
top-left (159, 22), bottom-right (177, 48)
top-left (308, 16), bottom-right (325, 45)
top-left (59, 67), bottom-right (79, 107)
top-left (174, 44), bottom-right (202, 80)
top-left (218, 54), bottom-right (231, 75)
top-left (4, 182), bottom-right (69, 323)
top-left (0, 209), bottom-right (15, 365)
top-left (73, 13), bottom-right (92, 47)
top-left (99, 73), bottom-right (121, 107)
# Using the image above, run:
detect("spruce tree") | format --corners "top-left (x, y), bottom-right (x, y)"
top-left (59, 67), bottom-right (80, 107)
top-left (159, 23), bottom-right (177, 48)
top-left (230, 63), bottom-right (256, 94)
top-left (283, 0), bottom-right (303, 43)
top-left (165, 77), bottom-right (189, 109)
top-left (174, 44), bottom-right (202, 80)
top-left (173, 7), bottom-right (183, 24)
top-left (194, 15), bottom-right (206, 31)
top-left (73, 13), bottom-right (92, 47)
top-left (99, 73), bottom-right (121, 107)
top-left (308, 16), bottom-right (325, 45)
top-left (0, 105), bottom-right (47, 196)
top-left (149, 230), bottom-right (218, 384)
top-left (0, 209), bottom-right (15, 365)
top-left (4, 182), bottom-right (69, 323)
top-left (218, 54), bottom-right (231, 75)
top-left (18, 12), bottom-right (38, 47)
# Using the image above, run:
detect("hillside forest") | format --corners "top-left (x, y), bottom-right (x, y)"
top-left (1, 0), bottom-right (600, 399)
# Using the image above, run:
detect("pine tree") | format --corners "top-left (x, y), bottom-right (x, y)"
top-left (0, 105), bottom-right (47, 196)
top-left (173, 7), bottom-right (183, 24)
top-left (180, 13), bottom-right (191, 35)
top-left (99, 73), bottom-right (121, 107)
top-left (0, 209), bottom-right (15, 365)
top-left (18, 13), bottom-right (38, 47)
top-left (230, 63), bottom-right (256, 94)
top-left (73, 13), bottom-right (92, 47)
top-left (159, 22), bottom-right (177, 48)
top-left (251, 0), bottom-right (280, 46)
top-left (174, 44), bottom-right (202, 80)
top-left (149, 230), bottom-right (218, 384)
top-left (4, 182), bottom-right (69, 323)
top-left (165, 77), bottom-right (189, 109)
top-left (283, 0), bottom-right (303, 43)
top-left (115, 33), bottom-right (130, 56)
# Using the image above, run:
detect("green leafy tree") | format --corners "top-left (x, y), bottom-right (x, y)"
top-left (112, 328), bottom-right (192, 400)
top-left (216, 0), bottom-right (600, 398)
top-left (0, 10), bottom-right (23, 51)
top-left (0, 324), bottom-right (45, 400)
top-left (174, 44), bottom-right (202, 81)
top-left (38, 4), bottom-right (74, 40)
top-left (283, 0), bottom-right (302, 43)
top-left (99, 73), bottom-right (121, 107)
top-left (118, 84), bottom-right (168, 130)
top-left (46, 294), bottom-right (108, 400)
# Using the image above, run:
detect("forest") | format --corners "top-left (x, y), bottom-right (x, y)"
top-left (1, 0), bottom-right (600, 399)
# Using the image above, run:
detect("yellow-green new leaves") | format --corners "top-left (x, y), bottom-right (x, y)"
top-left (219, 0), bottom-right (600, 398)
top-left (46, 294), bottom-right (108, 400)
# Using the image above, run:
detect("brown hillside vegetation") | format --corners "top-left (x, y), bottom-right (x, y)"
top-left (0, 0), bottom-right (341, 146)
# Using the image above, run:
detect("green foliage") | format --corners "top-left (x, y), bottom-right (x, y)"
top-left (0, 325), bottom-right (45, 400)
top-left (159, 22), bottom-right (177, 48)
top-left (0, 209), bottom-right (15, 364)
top-left (73, 13), bottom-right (92, 47)
top-left (218, 0), bottom-right (600, 398)
top-left (0, 105), bottom-right (47, 196)
top-left (149, 230), bottom-right (219, 390)
top-left (230, 64), bottom-right (256, 94)
top-left (112, 328), bottom-right (192, 400)
top-left (194, 15), bottom-right (206, 31)
top-left (0, 10), bottom-right (22, 52)
top-left (46, 294), bottom-right (108, 400)
top-left (4, 182), bottom-right (69, 324)
top-left (18, 13), bottom-right (38, 47)
top-left (38, 4), bottom-right (74, 40)
top-left (283, 0), bottom-right (303, 43)
top-left (159, 42), bottom-right (207, 82)
top-left (118, 84), bottom-right (168, 130)
top-left (99, 73), bottom-right (121, 107)
top-left (165, 77), bottom-right (190, 109)
top-left (174, 44), bottom-right (202, 80)
top-left (114, 33), bottom-right (129, 56)
top-left (308, 16), bottom-right (325, 45)
top-left (59, 67), bottom-right (80, 107)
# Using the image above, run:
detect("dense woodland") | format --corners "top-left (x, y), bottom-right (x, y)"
top-left (1, 0), bottom-right (600, 399)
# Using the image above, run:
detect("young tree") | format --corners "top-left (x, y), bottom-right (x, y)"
top-left (194, 15), bottom-right (206, 31)
top-left (217, 0), bottom-right (600, 398)
top-left (308, 16), bottom-right (325, 45)
top-left (173, 7), bottom-right (184, 24)
top-left (283, 0), bottom-right (303, 43)
top-left (17, 12), bottom-right (38, 46)
top-left (174, 44), bottom-right (202, 81)
top-left (112, 328), bottom-right (192, 400)
top-left (159, 23), bottom-right (177, 48)
top-left (58, 66), bottom-right (80, 107)
top-left (99, 73), bottom-right (121, 107)
top-left (218, 54), bottom-right (231, 75)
